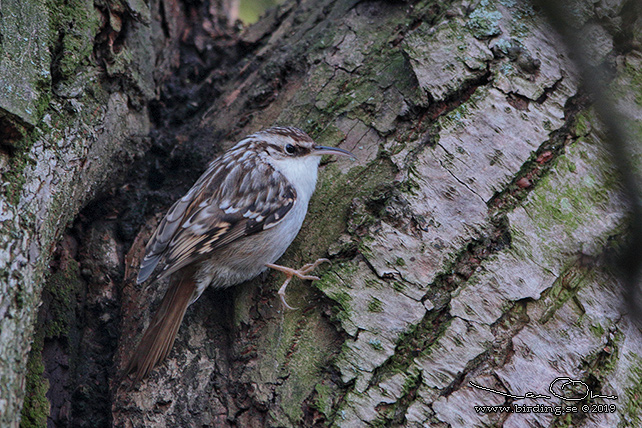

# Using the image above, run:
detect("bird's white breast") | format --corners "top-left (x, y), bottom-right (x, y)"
top-left (193, 154), bottom-right (322, 298)
top-left (267, 154), bottom-right (321, 206)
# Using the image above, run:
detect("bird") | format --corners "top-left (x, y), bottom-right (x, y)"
top-left (124, 126), bottom-right (355, 382)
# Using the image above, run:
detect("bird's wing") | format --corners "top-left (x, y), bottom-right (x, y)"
top-left (137, 153), bottom-right (295, 284)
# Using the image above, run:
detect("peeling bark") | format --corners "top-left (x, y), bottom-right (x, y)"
top-left (0, 0), bottom-right (237, 425)
top-left (3, 0), bottom-right (642, 427)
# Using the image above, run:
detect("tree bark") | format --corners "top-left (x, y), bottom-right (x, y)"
top-left (0, 0), bottom-right (237, 425)
top-left (3, 0), bottom-right (642, 427)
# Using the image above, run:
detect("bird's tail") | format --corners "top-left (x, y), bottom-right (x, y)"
top-left (125, 271), bottom-right (197, 383)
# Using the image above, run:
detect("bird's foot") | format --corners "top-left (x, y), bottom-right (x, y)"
top-left (266, 258), bottom-right (330, 310)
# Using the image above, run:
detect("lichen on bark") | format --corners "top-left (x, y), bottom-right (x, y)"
top-left (0, 0), bottom-right (154, 424)
top-left (111, 0), bottom-right (642, 425)
top-left (3, 0), bottom-right (642, 426)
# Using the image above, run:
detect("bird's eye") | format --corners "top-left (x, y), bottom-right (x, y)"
top-left (284, 144), bottom-right (296, 155)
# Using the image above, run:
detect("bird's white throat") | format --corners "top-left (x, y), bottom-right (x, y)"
top-left (267, 155), bottom-right (320, 204)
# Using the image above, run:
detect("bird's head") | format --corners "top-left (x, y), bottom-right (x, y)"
top-left (257, 127), bottom-right (355, 162)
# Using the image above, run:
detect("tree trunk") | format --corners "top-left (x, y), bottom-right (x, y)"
top-left (0, 0), bottom-right (237, 425)
top-left (3, 0), bottom-right (642, 427)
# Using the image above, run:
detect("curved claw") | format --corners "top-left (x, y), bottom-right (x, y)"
top-left (267, 258), bottom-right (330, 311)
top-left (279, 291), bottom-right (298, 310)
top-left (277, 276), bottom-right (297, 310)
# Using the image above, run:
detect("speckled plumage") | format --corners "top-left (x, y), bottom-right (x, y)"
top-left (126, 127), bottom-right (353, 382)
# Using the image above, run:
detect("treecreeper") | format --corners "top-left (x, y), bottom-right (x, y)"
top-left (124, 127), bottom-right (355, 382)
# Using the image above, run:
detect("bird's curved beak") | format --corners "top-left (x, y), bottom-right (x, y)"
top-left (313, 145), bottom-right (356, 159)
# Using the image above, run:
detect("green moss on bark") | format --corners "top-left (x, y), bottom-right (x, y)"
top-left (1, 127), bottom-right (37, 205)
top-left (46, 0), bottom-right (101, 80)
top-left (19, 259), bottom-right (84, 427)
top-left (623, 355), bottom-right (642, 427)
top-left (20, 339), bottom-right (50, 428)
top-left (44, 259), bottom-right (83, 338)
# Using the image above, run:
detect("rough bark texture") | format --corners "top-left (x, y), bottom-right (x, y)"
top-left (0, 1), bottom-right (149, 426)
top-left (114, 0), bottom-right (642, 426)
top-left (0, 0), bottom-right (237, 426)
top-left (3, 0), bottom-right (642, 427)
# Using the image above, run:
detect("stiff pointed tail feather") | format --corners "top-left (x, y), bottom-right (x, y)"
top-left (125, 272), bottom-right (196, 383)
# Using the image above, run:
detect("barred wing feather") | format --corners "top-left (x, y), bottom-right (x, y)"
top-left (136, 152), bottom-right (295, 284)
